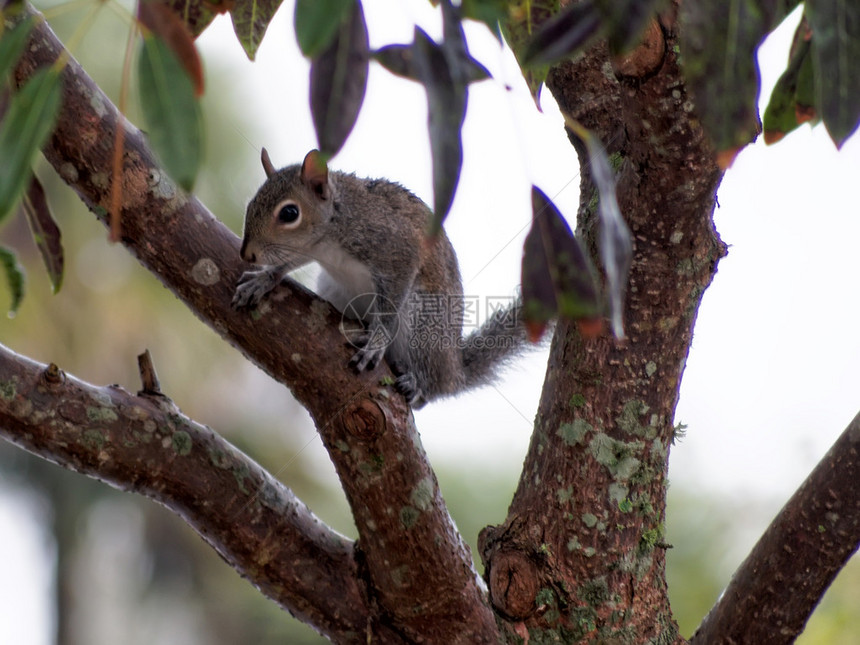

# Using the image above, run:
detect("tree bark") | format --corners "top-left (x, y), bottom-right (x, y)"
top-left (693, 412), bottom-right (860, 644)
top-left (480, 8), bottom-right (725, 643)
top-left (10, 5), bottom-right (499, 642)
top-left (0, 343), bottom-right (385, 642)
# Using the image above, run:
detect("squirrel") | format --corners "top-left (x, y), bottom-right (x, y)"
top-left (233, 149), bottom-right (526, 408)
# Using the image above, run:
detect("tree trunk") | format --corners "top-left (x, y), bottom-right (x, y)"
top-left (480, 11), bottom-right (726, 642)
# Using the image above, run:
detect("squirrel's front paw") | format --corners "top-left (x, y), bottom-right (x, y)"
top-left (394, 373), bottom-right (426, 408)
top-left (349, 344), bottom-right (385, 372)
top-left (232, 268), bottom-right (283, 309)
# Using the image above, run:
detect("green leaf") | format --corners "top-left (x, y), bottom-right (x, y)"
top-left (0, 245), bottom-right (25, 317)
top-left (521, 0), bottom-right (603, 68)
top-left (461, 0), bottom-right (507, 39)
top-left (230, 0), bottom-right (285, 60)
top-left (679, 0), bottom-right (802, 158)
top-left (501, 0), bottom-right (559, 106)
top-left (138, 33), bottom-right (203, 192)
top-left (294, 0), bottom-right (354, 58)
top-left (309, 0), bottom-right (369, 158)
top-left (413, 26), bottom-right (465, 228)
top-left (0, 17), bottom-right (33, 84)
top-left (0, 67), bottom-right (62, 222)
top-left (805, 0), bottom-right (860, 147)
top-left (522, 187), bottom-right (601, 341)
top-left (22, 175), bottom-right (63, 293)
top-left (763, 22), bottom-right (813, 144)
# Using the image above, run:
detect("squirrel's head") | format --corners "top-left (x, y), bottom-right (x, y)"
top-left (240, 149), bottom-right (333, 265)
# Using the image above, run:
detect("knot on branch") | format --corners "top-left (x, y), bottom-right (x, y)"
top-left (611, 18), bottom-right (665, 79)
top-left (42, 363), bottom-right (64, 385)
top-left (343, 398), bottom-right (388, 440)
top-left (486, 548), bottom-right (540, 620)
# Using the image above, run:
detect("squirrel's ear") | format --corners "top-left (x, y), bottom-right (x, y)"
top-left (261, 148), bottom-right (276, 178)
top-left (301, 150), bottom-right (330, 200)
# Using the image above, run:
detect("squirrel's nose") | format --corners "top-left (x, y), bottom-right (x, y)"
top-left (240, 238), bottom-right (257, 263)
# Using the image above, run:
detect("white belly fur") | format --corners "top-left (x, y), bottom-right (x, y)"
top-left (313, 241), bottom-right (375, 317)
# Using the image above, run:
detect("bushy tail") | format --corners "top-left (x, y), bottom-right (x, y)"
top-left (460, 297), bottom-right (530, 390)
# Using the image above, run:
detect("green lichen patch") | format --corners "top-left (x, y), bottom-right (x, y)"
top-left (567, 536), bottom-right (581, 551)
top-left (558, 418), bottom-right (592, 446)
top-left (645, 361), bottom-right (657, 377)
top-left (334, 439), bottom-right (350, 453)
top-left (557, 486), bottom-right (574, 504)
top-left (232, 463), bottom-right (251, 494)
top-left (615, 400), bottom-right (652, 438)
top-left (588, 433), bottom-right (643, 481)
top-left (582, 512), bottom-right (598, 528)
top-left (570, 392), bottom-right (586, 408)
top-left (582, 546), bottom-right (596, 557)
top-left (171, 430), bottom-right (192, 456)
top-left (608, 482), bottom-right (630, 509)
top-left (568, 605), bottom-right (598, 639)
top-left (80, 428), bottom-right (106, 450)
top-left (535, 587), bottom-right (555, 608)
top-left (0, 378), bottom-right (16, 401)
top-left (410, 476), bottom-right (434, 511)
top-left (577, 576), bottom-right (610, 606)
top-left (399, 505), bottom-right (420, 529)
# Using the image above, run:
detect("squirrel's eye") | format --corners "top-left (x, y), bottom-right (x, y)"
top-left (276, 203), bottom-right (300, 225)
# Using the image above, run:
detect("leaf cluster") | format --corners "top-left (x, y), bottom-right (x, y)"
top-left (1, 0), bottom-right (858, 341)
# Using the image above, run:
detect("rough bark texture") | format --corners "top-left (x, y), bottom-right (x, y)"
top-left (480, 8), bottom-right (725, 643)
top-left (0, 344), bottom-right (379, 642)
top-left (2, 1), bottom-right (859, 643)
top-left (693, 412), bottom-right (860, 644)
top-left (10, 6), bottom-right (499, 643)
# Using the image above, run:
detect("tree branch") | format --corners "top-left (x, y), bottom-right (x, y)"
top-left (0, 342), bottom-right (395, 642)
top-left (10, 5), bottom-right (498, 641)
top-left (693, 412), bottom-right (860, 644)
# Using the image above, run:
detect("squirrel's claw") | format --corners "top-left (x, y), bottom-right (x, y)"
top-left (394, 373), bottom-right (426, 409)
top-left (232, 267), bottom-right (284, 309)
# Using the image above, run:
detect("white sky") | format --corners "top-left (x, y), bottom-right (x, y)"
top-left (3, 2), bottom-right (860, 644)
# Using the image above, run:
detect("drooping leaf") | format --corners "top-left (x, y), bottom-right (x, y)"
top-left (520, 0), bottom-right (603, 68)
top-left (372, 44), bottom-right (420, 81)
top-left (0, 67), bottom-right (62, 222)
top-left (763, 20), bottom-right (813, 144)
top-left (0, 17), bottom-right (33, 84)
top-left (22, 175), bottom-right (63, 293)
top-left (679, 0), bottom-right (802, 159)
top-left (0, 246), bottom-right (25, 317)
top-left (138, 0), bottom-right (204, 96)
top-left (793, 38), bottom-right (817, 124)
top-left (230, 0), bottom-right (285, 60)
top-left (294, 0), bottom-right (354, 58)
top-left (417, 1), bottom-right (490, 231)
top-left (501, 0), bottom-right (559, 106)
top-left (163, 0), bottom-right (217, 37)
top-left (565, 119), bottom-right (632, 338)
top-left (373, 42), bottom-right (489, 85)
top-left (805, 0), bottom-right (860, 147)
top-left (593, 0), bottom-right (662, 54)
top-left (309, 0), bottom-right (368, 158)
top-left (138, 32), bottom-right (203, 191)
top-left (522, 187), bottom-right (601, 342)
top-left (415, 26), bottom-right (465, 229)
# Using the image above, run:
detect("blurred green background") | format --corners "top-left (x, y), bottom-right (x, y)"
top-left (1, 2), bottom-right (857, 644)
